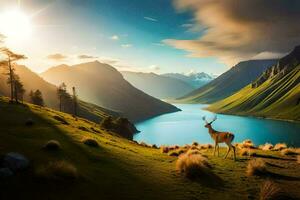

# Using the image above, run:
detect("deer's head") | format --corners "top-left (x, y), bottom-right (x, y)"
top-left (202, 116), bottom-right (217, 128)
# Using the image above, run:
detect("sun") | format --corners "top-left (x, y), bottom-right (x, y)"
top-left (0, 9), bottom-right (32, 41)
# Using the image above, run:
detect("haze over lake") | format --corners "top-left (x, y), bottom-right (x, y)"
top-left (134, 104), bottom-right (300, 147)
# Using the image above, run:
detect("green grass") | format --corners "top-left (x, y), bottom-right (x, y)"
top-left (0, 97), bottom-right (299, 200)
top-left (207, 65), bottom-right (300, 121)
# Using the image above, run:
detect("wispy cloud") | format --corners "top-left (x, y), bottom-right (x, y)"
top-left (152, 42), bottom-right (165, 47)
top-left (47, 53), bottom-right (67, 61)
top-left (165, 0), bottom-right (300, 65)
top-left (149, 64), bottom-right (160, 71)
top-left (110, 35), bottom-right (119, 40)
top-left (77, 54), bottom-right (97, 59)
top-left (121, 44), bottom-right (132, 48)
top-left (144, 16), bottom-right (158, 22)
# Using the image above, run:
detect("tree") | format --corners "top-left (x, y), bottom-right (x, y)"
top-left (72, 86), bottom-right (78, 118)
top-left (57, 82), bottom-right (70, 111)
top-left (0, 48), bottom-right (26, 102)
top-left (29, 89), bottom-right (44, 106)
top-left (15, 78), bottom-right (25, 103)
top-left (100, 116), bottom-right (113, 129)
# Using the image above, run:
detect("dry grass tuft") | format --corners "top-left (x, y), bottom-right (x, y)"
top-left (240, 148), bottom-right (250, 156)
top-left (186, 149), bottom-right (202, 156)
top-left (260, 180), bottom-right (290, 200)
top-left (273, 143), bottom-right (287, 151)
top-left (246, 158), bottom-right (267, 176)
top-left (36, 160), bottom-right (78, 180)
top-left (281, 148), bottom-right (299, 156)
top-left (176, 154), bottom-right (211, 179)
top-left (83, 138), bottom-right (99, 148)
top-left (242, 139), bottom-right (255, 149)
top-left (260, 143), bottom-right (273, 151)
top-left (168, 151), bottom-right (179, 157)
top-left (43, 140), bottom-right (61, 150)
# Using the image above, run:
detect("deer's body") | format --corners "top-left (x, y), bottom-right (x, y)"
top-left (203, 116), bottom-right (236, 160)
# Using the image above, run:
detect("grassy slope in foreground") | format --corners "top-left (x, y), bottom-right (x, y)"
top-left (207, 64), bottom-right (300, 121)
top-left (0, 97), bottom-right (300, 200)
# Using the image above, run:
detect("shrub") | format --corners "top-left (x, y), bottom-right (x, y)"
top-left (246, 158), bottom-right (267, 176)
top-left (202, 144), bottom-right (213, 149)
top-left (281, 148), bottom-right (299, 156)
top-left (140, 142), bottom-right (150, 147)
top-left (151, 144), bottom-right (158, 149)
top-left (176, 154), bottom-right (211, 179)
top-left (260, 180), bottom-right (290, 200)
top-left (83, 138), bottom-right (99, 148)
top-left (273, 143), bottom-right (287, 151)
top-left (192, 141), bottom-right (198, 146)
top-left (43, 140), bottom-right (61, 150)
top-left (78, 126), bottom-right (88, 131)
top-left (36, 160), bottom-right (78, 180)
top-left (177, 149), bottom-right (185, 155)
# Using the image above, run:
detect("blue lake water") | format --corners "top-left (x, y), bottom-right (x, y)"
top-left (134, 104), bottom-right (300, 147)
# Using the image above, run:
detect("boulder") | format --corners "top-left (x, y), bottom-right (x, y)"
top-left (0, 168), bottom-right (14, 178)
top-left (3, 152), bottom-right (29, 171)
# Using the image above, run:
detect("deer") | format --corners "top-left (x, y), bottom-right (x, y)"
top-left (202, 116), bottom-right (236, 161)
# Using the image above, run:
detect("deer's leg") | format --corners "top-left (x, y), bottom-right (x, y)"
top-left (217, 144), bottom-right (220, 157)
top-left (213, 142), bottom-right (217, 156)
top-left (224, 145), bottom-right (230, 159)
top-left (232, 145), bottom-right (236, 161)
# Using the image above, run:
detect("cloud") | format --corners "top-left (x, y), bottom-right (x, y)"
top-left (152, 42), bottom-right (165, 47)
top-left (47, 53), bottom-right (67, 60)
top-left (165, 0), bottom-right (300, 65)
top-left (144, 17), bottom-right (158, 22)
top-left (77, 54), bottom-right (97, 59)
top-left (110, 35), bottom-right (119, 40)
top-left (149, 64), bottom-right (160, 71)
top-left (121, 44), bottom-right (132, 48)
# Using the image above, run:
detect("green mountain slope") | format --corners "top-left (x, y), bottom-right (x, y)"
top-left (177, 59), bottom-right (277, 103)
top-left (1, 97), bottom-right (299, 200)
top-left (121, 71), bottom-right (195, 99)
top-left (208, 46), bottom-right (300, 121)
top-left (41, 61), bottom-right (179, 122)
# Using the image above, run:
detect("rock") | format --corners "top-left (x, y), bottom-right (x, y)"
top-left (3, 152), bottom-right (29, 171)
top-left (0, 168), bottom-right (14, 178)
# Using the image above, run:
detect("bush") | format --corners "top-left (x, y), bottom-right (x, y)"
top-left (260, 180), bottom-right (290, 200)
top-left (192, 141), bottom-right (198, 146)
top-left (176, 154), bottom-right (211, 179)
top-left (140, 142), bottom-right (150, 147)
top-left (168, 151), bottom-right (179, 157)
top-left (202, 144), bottom-right (213, 149)
top-left (78, 126), bottom-right (88, 131)
top-left (36, 160), bottom-right (78, 180)
top-left (246, 158), bottom-right (267, 176)
top-left (186, 149), bottom-right (201, 156)
top-left (161, 146), bottom-right (169, 153)
top-left (83, 138), bottom-right (99, 148)
top-left (281, 148), bottom-right (299, 156)
top-left (273, 143), bottom-right (287, 151)
top-left (151, 144), bottom-right (158, 149)
top-left (43, 140), bottom-right (61, 150)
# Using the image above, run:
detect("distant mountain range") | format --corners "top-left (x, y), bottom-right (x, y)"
top-left (121, 71), bottom-right (195, 99)
top-left (41, 61), bottom-right (179, 121)
top-left (177, 59), bottom-right (278, 103)
top-left (162, 72), bottom-right (213, 89)
top-left (208, 46), bottom-right (300, 121)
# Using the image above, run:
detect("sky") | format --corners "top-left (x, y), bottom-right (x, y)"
top-left (0, 0), bottom-right (300, 75)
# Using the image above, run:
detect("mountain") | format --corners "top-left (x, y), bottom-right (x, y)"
top-left (0, 65), bottom-right (138, 138)
top-left (162, 72), bottom-right (213, 89)
top-left (41, 61), bottom-right (179, 121)
top-left (177, 59), bottom-right (278, 103)
top-left (121, 71), bottom-right (195, 99)
top-left (208, 46), bottom-right (300, 121)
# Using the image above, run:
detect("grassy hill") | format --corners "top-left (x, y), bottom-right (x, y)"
top-left (0, 97), bottom-right (299, 200)
top-left (177, 60), bottom-right (277, 103)
top-left (41, 61), bottom-right (179, 122)
top-left (121, 71), bottom-right (195, 99)
top-left (208, 46), bottom-right (300, 121)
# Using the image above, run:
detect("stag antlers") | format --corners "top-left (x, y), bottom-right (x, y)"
top-left (202, 115), bottom-right (217, 124)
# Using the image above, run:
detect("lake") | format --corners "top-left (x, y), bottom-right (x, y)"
top-left (134, 104), bottom-right (300, 147)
